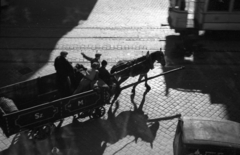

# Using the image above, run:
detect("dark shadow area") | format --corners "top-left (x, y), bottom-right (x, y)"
top-left (163, 35), bottom-right (240, 123)
top-left (1, 0), bottom-right (95, 25)
top-left (0, 88), bottom-right (159, 155)
top-left (200, 30), bottom-right (240, 41)
top-left (0, 0), bottom-right (98, 87)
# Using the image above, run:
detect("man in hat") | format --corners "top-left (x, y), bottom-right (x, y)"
top-left (73, 62), bottom-right (99, 94)
top-left (81, 51), bottom-right (101, 69)
top-left (54, 51), bottom-right (74, 97)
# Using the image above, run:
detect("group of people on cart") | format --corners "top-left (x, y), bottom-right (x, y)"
top-left (54, 51), bottom-right (113, 97)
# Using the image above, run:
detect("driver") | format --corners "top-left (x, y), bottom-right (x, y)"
top-left (81, 51), bottom-right (102, 69)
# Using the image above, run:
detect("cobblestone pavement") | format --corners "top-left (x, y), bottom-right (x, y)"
top-left (1, 0), bottom-right (240, 154)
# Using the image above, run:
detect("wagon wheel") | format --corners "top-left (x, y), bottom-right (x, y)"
top-left (77, 109), bottom-right (91, 118)
top-left (89, 106), bottom-right (105, 119)
top-left (31, 123), bottom-right (56, 140)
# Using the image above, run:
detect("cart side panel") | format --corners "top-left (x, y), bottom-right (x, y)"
top-left (62, 88), bottom-right (109, 117)
top-left (0, 73), bottom-right (58, 110)
top-left (0, 79), bottom-right (39, 109)
top-left (62, 90), bottom-right (101, 117)
top-left (1, 88), bottom-right (110, 137)
top-left (37, 73), bottom-right (57, 94)
top-left (1, 100), bottom-right (62, 137)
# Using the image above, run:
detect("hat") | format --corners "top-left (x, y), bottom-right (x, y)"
top-left (60, 51), bottom-right (68, 56)
top-left (95, 51), bottom-right (102, 57)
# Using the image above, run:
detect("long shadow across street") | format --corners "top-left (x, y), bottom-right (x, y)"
top-left (163, 34), bottom-right (240, 123)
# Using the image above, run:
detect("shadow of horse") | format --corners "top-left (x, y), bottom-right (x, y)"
top-left (103, 87), bottom-right (159, 148)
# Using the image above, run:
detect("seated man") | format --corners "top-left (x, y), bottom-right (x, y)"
top-left (72, 64), bottom-right (87, 89)
top-left (98, 60), bottom-right (111, 86)
top-left (73, 62), bottom-right (99, 94)
top-left (98, 60), bottom-right (116, 97)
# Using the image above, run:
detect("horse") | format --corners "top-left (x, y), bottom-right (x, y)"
top-left (110, 49), bottom-right (166, 93)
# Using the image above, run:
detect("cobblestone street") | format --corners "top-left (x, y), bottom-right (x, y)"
top-left (1, 0), bottom-right (240, 154)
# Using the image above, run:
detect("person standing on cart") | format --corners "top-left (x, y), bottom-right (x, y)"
top-left (81, 51), bottom-right (102, 69)
top-left (54, 51), bottom-right (74, 97)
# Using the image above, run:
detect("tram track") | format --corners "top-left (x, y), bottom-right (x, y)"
top-left (0, 25), bottom-right (170, 30)
top-left (0, 36), bottom-right (165, 40)
top-left (0, 26), bottom-right (173, 40)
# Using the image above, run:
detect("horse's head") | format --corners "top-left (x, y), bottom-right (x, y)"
top-left (151, 48), bottom-right (166, 67)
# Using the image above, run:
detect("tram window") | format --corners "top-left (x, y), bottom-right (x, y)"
top-left (172, 0), bottom-right (186, 10)
top-left (208, 0), bottom-right (231, 11)
top-left (233, 0), bottom-right (240, 11)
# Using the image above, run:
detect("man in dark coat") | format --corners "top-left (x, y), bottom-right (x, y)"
top-left (81, 51), bottom-right (101, 69)
top-left (54, 51), bottom-right (74, 97)
top-left (98, 60), bottom-right (111, 86)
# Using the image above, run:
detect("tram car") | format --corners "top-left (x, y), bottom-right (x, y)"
top-left (173, 117), bottom-right (240, 155)
top-left (0, 73), bottom-right (110, 138)
top-left (167, 0), bottom-right (240, 35)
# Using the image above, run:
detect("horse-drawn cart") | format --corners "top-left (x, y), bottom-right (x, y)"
top-left (0, 73), bottom-right (110, 138)
top-left (0, 48), bottom-right (184, 141)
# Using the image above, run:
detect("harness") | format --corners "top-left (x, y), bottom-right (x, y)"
top-left (112, 54), bottom-right (153, 77)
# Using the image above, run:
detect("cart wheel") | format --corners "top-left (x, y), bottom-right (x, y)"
top-left (89, 106), bottom-right (105, 119)
top-left (78, 110), bottom-right (91, 118)
top-left (32, 124), bottom-right (55, 140)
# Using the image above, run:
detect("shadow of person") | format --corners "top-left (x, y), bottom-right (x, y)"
top-left (0, 120), bottom-right (65, 155)
top-left (1, 118), bottom-right (108, 155)
top-left (50, 119), bottom-right (108, 155)
top-left (0, 133), bottom-right (38, 155)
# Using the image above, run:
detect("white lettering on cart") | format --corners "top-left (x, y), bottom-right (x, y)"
top-left (35, 113), bottom-right (43, 119)
top-left (78, 100), bottom-right (84, 106)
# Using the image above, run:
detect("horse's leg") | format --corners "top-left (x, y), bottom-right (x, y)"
top-left (131, 76), bottom-right (150, 112)
top-left (117, 76), bottom-right (128, 86)
top-left (130, 87), bottom-right (137, 111)
top-left (110, 86), bottom-right (121, 105)
top-left (138, 85), bottom-right (150, 112)
top-left (113, 75), bottom-right (120, 83)
top-left (108, 100), bottom-right (119, 119)
top-left (131, 75), bottom-right (144, 94)
top-left (144, 74), bottom-right (151, 92)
